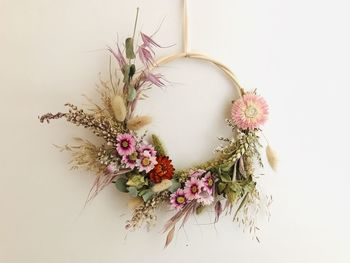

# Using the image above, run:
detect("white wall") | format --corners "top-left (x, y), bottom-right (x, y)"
top-left (1, 0), bottom-right (349, 262)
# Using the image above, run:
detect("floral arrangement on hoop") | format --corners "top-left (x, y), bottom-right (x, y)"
top-left (39, 9), bottom-right (277, 247)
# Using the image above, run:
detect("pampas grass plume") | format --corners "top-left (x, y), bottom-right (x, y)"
top-left (111, 95), bottom-right (127, 122)
top-left (266, 145), bottom-right (278, 171)
top-left (127, 115), bottom-right (152, 130)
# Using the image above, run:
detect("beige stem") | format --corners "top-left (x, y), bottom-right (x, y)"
top-left (149, 0), bottom-right (244, 97)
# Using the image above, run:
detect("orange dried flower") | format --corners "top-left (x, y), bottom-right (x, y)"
top-left (149, 156), bottom-right (174, 183)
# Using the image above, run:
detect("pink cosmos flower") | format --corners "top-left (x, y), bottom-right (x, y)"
top-left (137, 151), bottom-right (158, 173)
top-left (202, 172), bottom-right (215, 193)
top-left (138, 144), bottom-right (157, 157)
top-left (189, 169), bottom-right (206, 179)
top-left (198, 189), bottom-right (214, 206)
top-left (170, 188), bottom-right (188, 210)
top-left (231, 93), bottom-right (269, 130)
top-left (116, 133), bottom-right (136, 156)
top-left (184, 177), bottom-right (204, 200)
top-left (121, 151), bottom-right (138, 169)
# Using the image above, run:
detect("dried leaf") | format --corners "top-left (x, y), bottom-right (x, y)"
top-left (214, 200), bottom-right (222, 223)
top-left (164, 225), bottom-right (175, 248)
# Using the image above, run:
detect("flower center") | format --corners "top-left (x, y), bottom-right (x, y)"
top-left (121, 140), bottom-right (129, 148)
top-left (191, 185), bottom-right (198, 194)
top-left (207, 178), bottom-right (213, 187)
top-left (244, 105), bottom-right (258, 119)
top-left (141, 157), bottom-right (151, 166)
top-left (176, 196), bottom-right (186, 204)
top-left (129, 152), bottom-right (138, 161)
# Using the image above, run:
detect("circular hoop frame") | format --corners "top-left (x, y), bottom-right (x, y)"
top-left (151, 52), bottom-right (244, 98)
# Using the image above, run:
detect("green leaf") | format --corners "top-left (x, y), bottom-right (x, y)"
top-left (115, 177), bottom-right (128, 192)
top-left (152, 134), bottom-right (167, 156)
top-left (217, 182), bottom-right (226, 194)
top-left (220, 162), bottom-right (234, 172)
top-left (127, 186), bottom-right (139, 197)
top-left (168, 179), bottom-right (181, 193)
top-left (220, 173), bottom-right (231, 183)
top-left (129, 64), bottom-right (136, 79)
top-left (140, 189), bottom-right (154, 202)
top-left (122, 65), bottom-right (130, 83)
top-left (127, 85), bottom-right (137, 102)
top-left (125, 37), bottom-right (135, 59)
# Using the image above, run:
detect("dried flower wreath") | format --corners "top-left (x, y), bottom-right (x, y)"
top-left (39, 6), bottom-right (276, 247)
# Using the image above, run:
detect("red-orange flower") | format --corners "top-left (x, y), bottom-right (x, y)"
top-left (149, 156), bottom-right (174, 183)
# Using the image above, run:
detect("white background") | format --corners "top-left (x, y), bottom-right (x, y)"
top-left (1, 0), bottom-right (349, 262)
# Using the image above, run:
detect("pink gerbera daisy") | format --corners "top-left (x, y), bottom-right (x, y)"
top-left (202, 172), bottom-right (215, 193)
top-left (137, 151), bottom-right (158, 173)
top-left (138, 144), bottom-right (157, 157)
top-left (184, 177), bottom-right (204, 200)
top-left (121, 151), bottom-right (138, 169)
top-left (170, 189), bottom-right (188, 210)
top-left (231, 93), bottom-right (269, 130)
top-left (116, 133), bottom-right (136, 156)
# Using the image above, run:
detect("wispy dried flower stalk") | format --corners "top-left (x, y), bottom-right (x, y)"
top-left (39, 103), bottom-right (127, 143)
top-left (55, 138), bottom-right (105, 173)
top-left (126, 191), bottom-right (170, 230)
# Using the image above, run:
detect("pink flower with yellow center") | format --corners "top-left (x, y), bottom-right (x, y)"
top-left (231, 93), bottom-right (269, 130)
top-left (184, 177), bottom-right (204, 200)
top-left (202, 172), bottom-right (215, 194)
top-left (116, 133), bottom-right (136, 156)
top-left (170, 189), bottom-right (188, 210)
top-left (138, 144), bottom-right (157, 157)
top-left (121, 151), bottom-right (138, 169)
top-left (198, 189), bottom-right (214, 206)
top-left (137, 151), bottom-right (158, 173)
top-left (189, 169), bottom-right (206, 178)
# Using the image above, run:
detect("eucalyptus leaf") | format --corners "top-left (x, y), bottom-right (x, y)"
top-left (127, 186), bottom-right (139, 197)
top-left (115, 177), bottom-right (128, 193)
top-left (168, 179), bottom-right (181, 193)
top-left (127, 85), bottom-right (137, 102)
top-left (125, 37), bottom-right (135, 59)
top-left (140, 189), bottom-right (154, 202)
